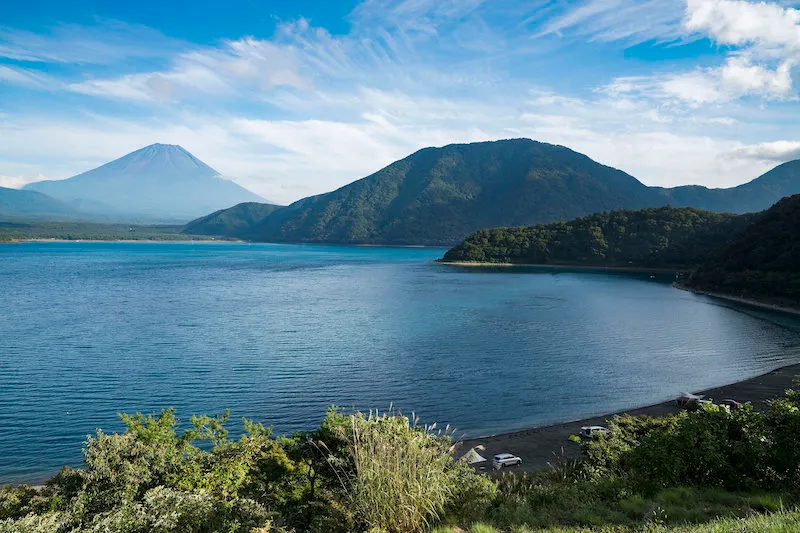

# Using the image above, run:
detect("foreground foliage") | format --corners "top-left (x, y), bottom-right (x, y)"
top-left (3, 381), bottom-right (800, 532)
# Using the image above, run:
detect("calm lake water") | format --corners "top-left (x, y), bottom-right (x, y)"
top-left (2, 241), bottom-right (800, 483)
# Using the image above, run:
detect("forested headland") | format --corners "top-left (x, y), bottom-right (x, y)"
top-left (441, 206), bottom-right (753, 269)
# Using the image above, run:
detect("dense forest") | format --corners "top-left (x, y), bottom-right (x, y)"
top-left (4, 387), bottom-right (800, 532)
top-left (687, 194), bottom-right (800, 305)
top-left (442, 206), bottom-right (752, 268)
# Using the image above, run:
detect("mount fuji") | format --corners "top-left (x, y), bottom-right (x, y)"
top-left (24, 144), bottom-right (267, 222)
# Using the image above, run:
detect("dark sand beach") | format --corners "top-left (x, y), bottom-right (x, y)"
top-left (458, 363), bottom-right (800, 473)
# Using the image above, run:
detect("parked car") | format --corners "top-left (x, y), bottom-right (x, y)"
top-left (676, 392), bottom-right (705, 410)
top-left (492, 453), bottom-right (522, 469)
top-left (580, 425), bottom-right (609, 439)
top-left (720, 399), bottom-right (743, 410)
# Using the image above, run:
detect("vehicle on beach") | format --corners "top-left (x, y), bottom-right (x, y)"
top-left (720, 399), bottom-right (743, 409)
top-left (579, 425), bottom-right (609, 439)
top-left (492, 453), bottom-right (522, 469)
top-left (676, 392), bottom-right (705, 410)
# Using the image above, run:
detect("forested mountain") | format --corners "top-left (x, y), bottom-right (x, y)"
top-left (23, 144), bottom-right (265, 222)
top-left (687, 194), bottom-right (800, 305)
top-left (0, 186), bottom-right (79, 220)
top-left (198, 139), bottom-right (800, 246)
top-left (441, 206), bottom-right (753, 268)
top-left (182, 202), bottom-right (282, 238)
top-left (247, 139), bottom-right (660, 245)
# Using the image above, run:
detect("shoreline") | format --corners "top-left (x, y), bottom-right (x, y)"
top-left (0, 238), bottom-right (235, 244)
top-left (458, 362), bottom-right (800, 473)
top-left (437, 260), bottom-right (688, 274)
top-left (674, 283), bottom-right (800, 317)
top-left (10, 362), bottom-right (800, 486)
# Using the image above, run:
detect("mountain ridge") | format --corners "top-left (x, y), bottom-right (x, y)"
top-left (182, 202), bottom-right (283, 238)
top-left (0, 186), bottom-right (80, 220)
top-left (219, 138), bottom-right (800, 245)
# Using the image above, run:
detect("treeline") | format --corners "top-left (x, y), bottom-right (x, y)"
top-left (442, 206), bottom-right (752, 268)
top-left (4, 385), bottom-right (800, 532)
top-left (687, 195), bottom-right (800, 305)
top-left (0, 222), bottom-right (224, 242)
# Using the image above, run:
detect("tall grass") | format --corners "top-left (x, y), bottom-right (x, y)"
top-left (346, 410), bottom-right (460, 533)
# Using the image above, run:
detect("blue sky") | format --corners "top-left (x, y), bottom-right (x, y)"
top-left (2, 0), bottom-right (800, 204)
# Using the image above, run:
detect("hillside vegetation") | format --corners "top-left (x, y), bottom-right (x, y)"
top-left (687, 194), bottom-right (800, 306)
top-left (247, 139), bottom-right (658, 245)
top-left (185, 139), bottom-right (800, 246)
top-left (7, 139), bottom-right (800, 239)
top-left (4, 382), bottom-right (800, 532)
top-left (183, 202), bottom-right (282, 238)
top-left (442, 207), bottom-right (751, 268)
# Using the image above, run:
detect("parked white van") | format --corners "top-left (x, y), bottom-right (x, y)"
top-left (492, 453), bottom-right (522, 469)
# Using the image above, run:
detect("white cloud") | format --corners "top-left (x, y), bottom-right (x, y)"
top-left (726, 140), bottom-right (800, 161)
top-left (0, 175), bottom-right (31, 189)
top-left (68, 37), bottom-right (309, 102)
top-left (719, 56), bottom-right (793, 97)
top-left (602, 55), bottom-right (794, 105)
top-left (685, 0), bottom-right (800, 49)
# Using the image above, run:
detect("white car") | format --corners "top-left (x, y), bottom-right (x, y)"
top-left (676, 392), bottom-right (705, 410)
top-left (580, 426), bottom-right (609, 439)
top-left (492, 453), bottom-right (522, 469)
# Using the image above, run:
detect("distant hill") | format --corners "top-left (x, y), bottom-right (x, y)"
top-left (182, 202), bottom-right (282, 238)
top-left (0, 186), bottom-right (79, 220)
top-left (203, 139), bottom-right (798, 246)
top-left (23, 144), bottom-right (265, 223)
top-left (687, 194), bottom-right (800, 305)
top-left (655, 160), bottom-right (800, 213)
top-left (441, 206), bottom-right (753, 268)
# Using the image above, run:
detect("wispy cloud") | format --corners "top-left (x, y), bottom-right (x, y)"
top-left (0, 65), bottom-right (59, 90)
top-left (536, 0), bottom-right (689, 44)
top-left (0, 21), bottom-right (183, 64)
top-left (67, 37), bottom-right (309, 102)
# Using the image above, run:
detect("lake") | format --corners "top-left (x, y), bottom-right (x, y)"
top-left (2, 241), bottom-right (800, 483)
